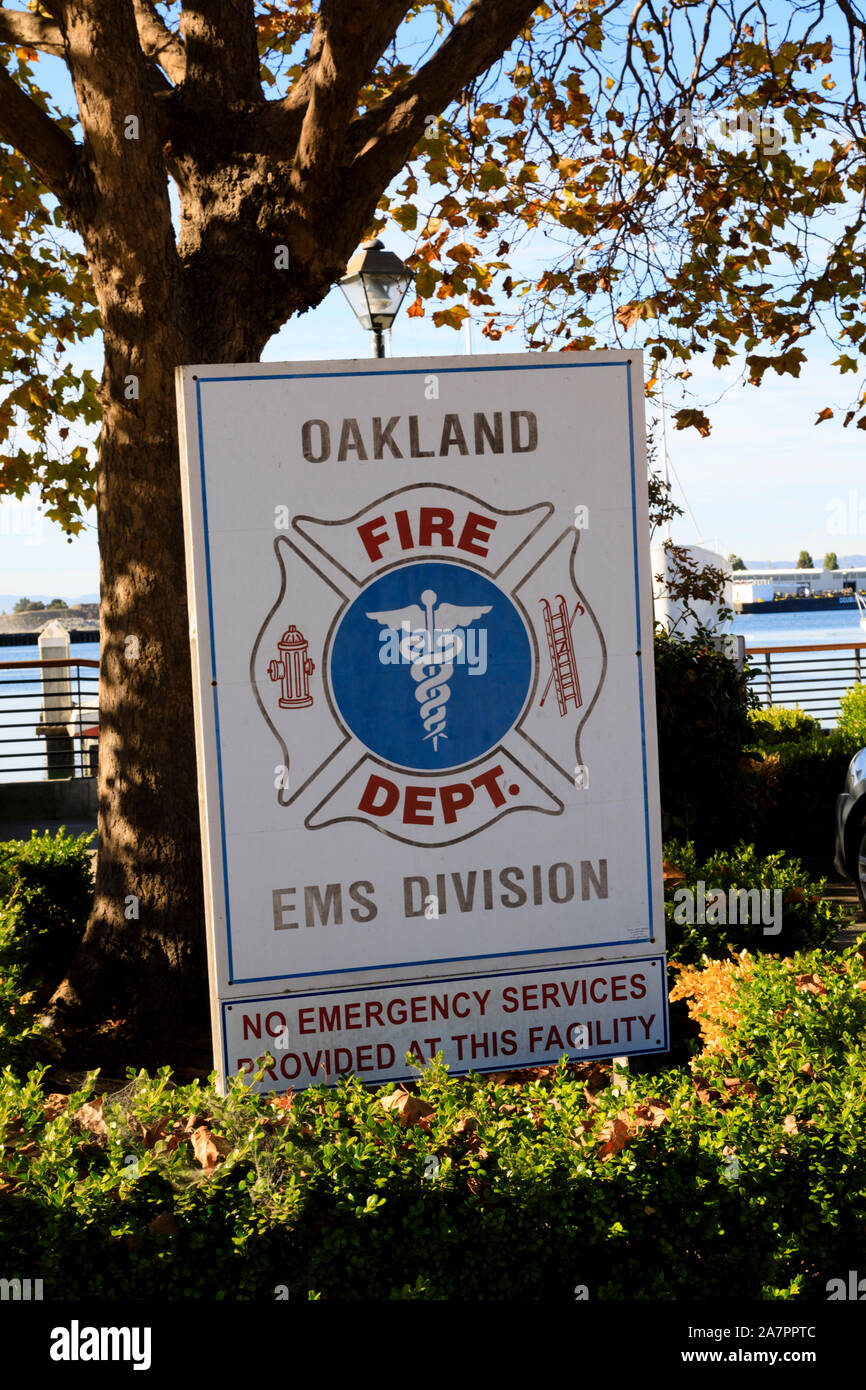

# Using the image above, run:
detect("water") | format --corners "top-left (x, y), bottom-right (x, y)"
top-left (0, 640), bottom-right (99, 784)
top-left (731, 610), bottom-right (865, 724)
top-left (0, 611), bottom-right (859, 781)
top-left (732, 609), bottom-right (865, 648)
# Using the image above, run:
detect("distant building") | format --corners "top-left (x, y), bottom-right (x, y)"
top-left (731, 566), bottom-right (864, 608)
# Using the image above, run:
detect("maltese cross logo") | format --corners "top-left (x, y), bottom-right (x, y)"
top-left (366, 587), bottom-right (491, 751)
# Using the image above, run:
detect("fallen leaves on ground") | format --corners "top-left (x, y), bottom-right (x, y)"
top-left (147, 1211), bottom-right (179, 1236)
top-left (597, 1115), bottom-right (633, 1160)
top-left (71, 1097), bottom-right (108, 1138)
top-left (632, 1100), bottom-right (670, 1129)
top-left (138, 1116), bottom-right (177, 1150)
top-left (662, 859), bottom-right (686, 887)
top-left (42, 1094), bottom-right (68, 1121)
top-left (582, 1063), bottom-right (613, 1108)
top-left (190, 1125), bottom-right (232, 1174)
top-left (379, 1089), bottom-right (435, 1129)
top-left (597, 1099), bottom-right (669, 1160)
top-left (722, 1078), bottom-right (757, 1102)
top-left (262, 1093), bottom-right (295, 1130)
top-left (693, 1076), bottom-right (722, 1105)
top-left (795, 973), bottom-right (827, 995)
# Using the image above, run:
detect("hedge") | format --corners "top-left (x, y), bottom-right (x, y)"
top-left (0, 829), bottom-right (94, 1077)
top-left (745, 731), bottom-right (860, 872)
top-left (654, 629), bottom-right (758, 853)
top-left (663, 840), bottom-right (847, 964)
top-left (0, 828), bottom-right (94, 986)
top-left (0, 946), bottom-right (864, 1301)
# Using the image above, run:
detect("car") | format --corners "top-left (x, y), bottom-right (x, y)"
top-left (834, 747), bottom-right (866, 910)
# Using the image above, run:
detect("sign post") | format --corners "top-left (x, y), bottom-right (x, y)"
top-left (177, 351), bottom-right (667, 1092)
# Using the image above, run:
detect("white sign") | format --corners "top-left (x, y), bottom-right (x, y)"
top-left (225, 958), bottom-right (668, 1089)
top-left (176, 351), bottom-right (665, 1091)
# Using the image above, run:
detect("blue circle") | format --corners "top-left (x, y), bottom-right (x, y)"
top-left (330, 561), bottom-right (532, 772)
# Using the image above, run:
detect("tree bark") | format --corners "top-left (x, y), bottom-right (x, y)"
top-left (0, 0), bottom-right (543, 1048)
top-left (52, 333), bottom-right (210, 1038)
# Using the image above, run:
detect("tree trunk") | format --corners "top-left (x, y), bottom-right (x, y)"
top-left (38, 0), bottom-right (542, 1058)
top-left (50, 322), bottom-right (213, 1043)
top-left (50, 239), bottom-right (284, 1052)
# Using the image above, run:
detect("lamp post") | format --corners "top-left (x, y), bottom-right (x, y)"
top-left (338, 238), bottom-right (413, 358)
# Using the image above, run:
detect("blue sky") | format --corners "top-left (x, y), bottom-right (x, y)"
top-left (3, 286), bottom-right (862, 601)
top-left (2, 7), bottom-right (866, 601)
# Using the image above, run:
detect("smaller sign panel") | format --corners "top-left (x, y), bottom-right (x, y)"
top-left (224, 956), bottom-right (668, 1090)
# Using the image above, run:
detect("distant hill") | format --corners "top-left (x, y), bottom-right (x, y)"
top-left (0, 593), bottom-right (99, 615)
top-left (744, 557), bottom-right (866, 570)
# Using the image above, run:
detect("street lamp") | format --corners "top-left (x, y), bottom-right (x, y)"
top-left (339, 238), bottom-right (413, 358)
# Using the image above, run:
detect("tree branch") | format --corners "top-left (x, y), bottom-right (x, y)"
top-left (0, 62), bottom-right (77, 198)
top-left (337, 0), bottom-right (538, 221)
top-left (287, 0), bottom-right (414, 204)
top-left (57, 0), bottom-right (180, 288)
top-left (0, 8), bottom-right (64, 56)
top-left (133, 0), bottom-right (186, 85)
top-left (836, 0), bottom-right (866, 40)
top-left (180, 0), bottom-right (261, 105)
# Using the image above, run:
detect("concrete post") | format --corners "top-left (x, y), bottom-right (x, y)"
top-left (38, 619), bottom-right (73, 779)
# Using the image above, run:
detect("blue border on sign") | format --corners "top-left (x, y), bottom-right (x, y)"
top-left (191, 359), bottom-right (655, 986)
top-left (219, 954), bottom-right (669, 1084)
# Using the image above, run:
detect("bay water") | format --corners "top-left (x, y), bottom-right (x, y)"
top-left (0, 612), bottom-right (860, 783)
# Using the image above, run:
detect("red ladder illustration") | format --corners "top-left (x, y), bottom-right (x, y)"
top-left (540, 596), bottom-right (582, 715)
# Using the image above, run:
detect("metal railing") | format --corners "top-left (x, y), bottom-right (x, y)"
top-left (747, 641), bottom-right (866, 723)
top-left (1, 645), bottom-right (861, 777)
top-left (0, 657), bottom-right (99, 780)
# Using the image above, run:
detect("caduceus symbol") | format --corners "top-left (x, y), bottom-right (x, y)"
top-left (366, 588), bottom-right (491, 750)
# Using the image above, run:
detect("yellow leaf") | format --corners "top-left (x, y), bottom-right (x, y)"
top-left (432, 304), bottom-right (470, 330)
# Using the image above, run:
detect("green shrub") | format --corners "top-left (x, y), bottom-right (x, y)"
top-left (747, 729), bottom-right (860, 872)
top-left (663, 840), bottom-right (847, 964)
top-left (0, 828), bottom-right (94, 987)
top-left (0, 971), bottom-right (63, 1077)
top-left (654, 629), bottom-right (759, 852)
top-left (746, 704), bottom-right (822, 748)
top-left (0, 947), bottom-right (863, 1300)
top-left (836, 681), bottom-right (866, 745)
top-left (673, 946), bottom-right (866, 1297)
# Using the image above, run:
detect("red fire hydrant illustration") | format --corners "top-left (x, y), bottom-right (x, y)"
top-left (269, 625), bottom-right (315, 708)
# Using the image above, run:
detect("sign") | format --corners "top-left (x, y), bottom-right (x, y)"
top-left (176, 351), bottom-right (666, 1091)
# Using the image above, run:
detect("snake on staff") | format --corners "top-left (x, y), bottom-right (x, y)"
top-left (403, 627), bottom-right (463, 748)
top-left (367, 587), bottom-right (491, 752)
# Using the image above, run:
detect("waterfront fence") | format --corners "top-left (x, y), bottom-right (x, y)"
top-left (0, 657), bottom-right (99, 781)
top-left (746, 641), bottom-right (866, 725)
top-left (1, 643), bottom-right (862, 780)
